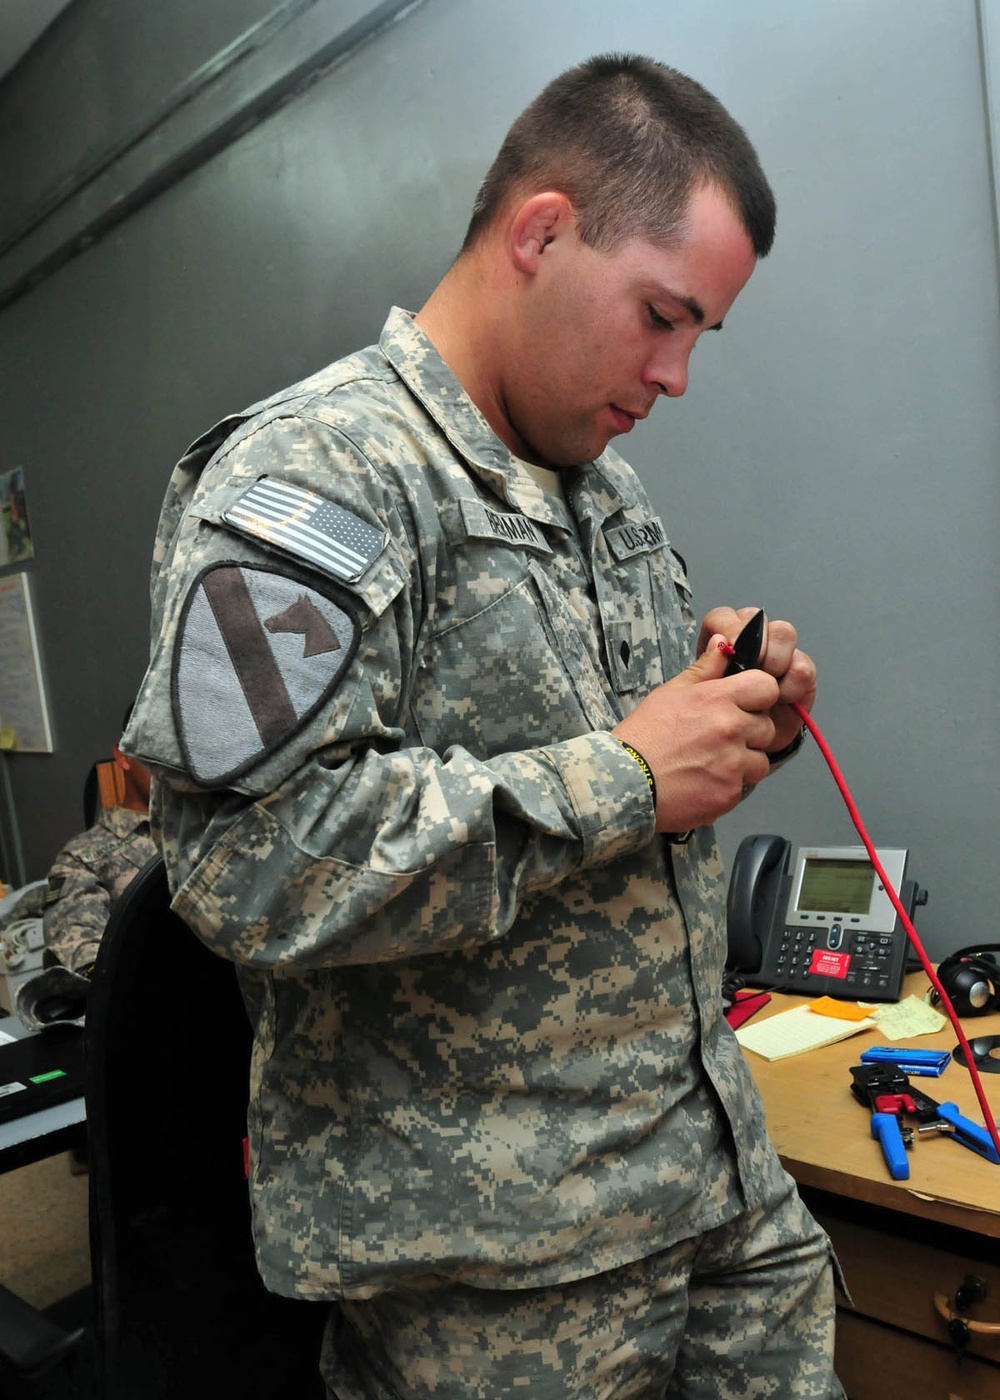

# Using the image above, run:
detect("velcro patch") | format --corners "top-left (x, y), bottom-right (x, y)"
top-left (605, 620), bottom-right (639, 694)
top-left (604, 517), bottom-right (666, 561)
top-left (223, 476), bottom-right (387, 583)
top-left (459, 499), bottom-right (551, 554)
top-left (173, 562), bottom-right (361, 785)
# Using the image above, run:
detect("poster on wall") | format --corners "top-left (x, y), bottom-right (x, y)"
top-left (0, 572), bottom-right (53, 752)
top-left (0, 468), bottom-right (34, 566)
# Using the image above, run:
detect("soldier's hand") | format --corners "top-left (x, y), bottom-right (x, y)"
top-left (698, 606), bottom-right (817, 756)
top-left (613, 637), bottom-right (778, 833)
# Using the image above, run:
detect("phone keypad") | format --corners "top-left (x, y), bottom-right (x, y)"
top-left (770, 927), bottom-right (901, 998)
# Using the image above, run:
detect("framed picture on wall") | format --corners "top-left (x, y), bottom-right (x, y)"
top-left (0, 571), bottom-right (53, 753)
top-left (0, 468), bottom-right (34, 567)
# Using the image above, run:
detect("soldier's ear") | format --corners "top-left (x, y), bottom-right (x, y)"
top-left (509, 192), bottom-right (576, 274)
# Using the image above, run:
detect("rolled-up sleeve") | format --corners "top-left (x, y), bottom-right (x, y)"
top-left (165, 727), bottom-right (654, 969)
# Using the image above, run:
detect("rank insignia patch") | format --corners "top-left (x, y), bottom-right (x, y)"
top-left (173, 562), bottom-right (361, 785)
top-left (223, 476), bottom-right (387, 583)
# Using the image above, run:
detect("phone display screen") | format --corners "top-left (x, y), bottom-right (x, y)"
top-left (796, 857), bottom-right (875, 915)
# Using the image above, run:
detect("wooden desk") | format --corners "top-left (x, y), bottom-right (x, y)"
top-left (744, 972), bottom-right (1000, 1400)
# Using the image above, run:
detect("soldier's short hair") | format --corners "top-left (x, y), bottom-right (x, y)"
top-left (461, 52), bottom-right (775, 258)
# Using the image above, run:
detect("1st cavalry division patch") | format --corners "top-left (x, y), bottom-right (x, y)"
top-left (173, 562), bottom-right (361, 785)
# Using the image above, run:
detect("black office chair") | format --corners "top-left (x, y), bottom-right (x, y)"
top-left (81, 765), bottom-right (101, 831)
top-left (85, 856), bottom-right (325, 1399)
top-left (0, 1288), bottom-right (85, 1399)
top-left (81, 758), bottom-right (122, 830)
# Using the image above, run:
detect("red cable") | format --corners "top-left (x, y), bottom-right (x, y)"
top-left (792, 701), bottom-right (1000, 1162)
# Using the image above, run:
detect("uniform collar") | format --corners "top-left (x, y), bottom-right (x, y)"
top-left (379, 307), bottom-right (644, 531)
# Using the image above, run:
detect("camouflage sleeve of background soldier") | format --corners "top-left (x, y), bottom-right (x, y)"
top-left (42, 838), bottom-right (113, 975)
top-left (132, 413), bottom-right (657, 971)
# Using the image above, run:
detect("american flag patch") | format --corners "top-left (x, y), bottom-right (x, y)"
top-left (223, 476), bottom-right (387, 583)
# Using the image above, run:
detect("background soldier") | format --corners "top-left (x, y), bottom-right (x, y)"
top-left (14, 728), bottom-right (154, 1029)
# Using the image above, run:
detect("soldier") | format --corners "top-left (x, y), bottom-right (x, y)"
top-left (14, 730), bottom-right (156, 1029)
top-left (123, 54), bottom-right (844, 1399)
top-left (42, 740), bottom-right (155, 979)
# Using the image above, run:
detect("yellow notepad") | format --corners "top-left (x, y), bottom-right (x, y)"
top-left (735, 1003), bottom-right (875, 1061)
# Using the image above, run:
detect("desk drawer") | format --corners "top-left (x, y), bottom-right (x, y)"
top-left (814, 1208), bottom-right (1000, 1366)
top-left (835, 1310), bottom-right (1000, 1400)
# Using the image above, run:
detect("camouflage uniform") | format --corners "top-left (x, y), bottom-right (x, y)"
top-left (43, 806), bottom-right (156, 975)
top-left (11, 807), bottom-right (155, 1029)
top-left (123, 308), bottom-right (841, 1396)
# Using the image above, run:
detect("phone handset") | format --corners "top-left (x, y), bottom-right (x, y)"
top-left (725, 833), bottom-right (791, 974)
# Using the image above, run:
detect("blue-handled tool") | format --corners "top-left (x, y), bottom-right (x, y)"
top-left (918, 1101), bottom-right (1000, 1164)
top-left (851, 1063), bottom-right (921, 1178)
top-left (870, 1112), bottom-right (911, 1179)
top-left (851, 1061), bottom-right (999, 1176)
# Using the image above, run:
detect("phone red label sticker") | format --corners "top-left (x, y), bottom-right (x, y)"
top-left (809, 949), bottom-right (850, 979)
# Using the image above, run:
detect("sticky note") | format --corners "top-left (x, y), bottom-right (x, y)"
top-left (810, 996), bottom-right (872, 1022)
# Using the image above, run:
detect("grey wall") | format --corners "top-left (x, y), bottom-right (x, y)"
top-left (0, 0), bottom-right (996, 957)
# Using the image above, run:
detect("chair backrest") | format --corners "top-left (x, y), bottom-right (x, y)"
top-left (82, 763), bottom-right (100, 829)
top-left (85, 856), bottom-right (325, 1399)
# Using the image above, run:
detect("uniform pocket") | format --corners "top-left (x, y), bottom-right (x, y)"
top-left (412, 568), bottom-right (613, 758)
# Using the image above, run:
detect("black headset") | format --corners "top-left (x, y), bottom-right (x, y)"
top-left (932, 945), bottom-right (1000, 1017)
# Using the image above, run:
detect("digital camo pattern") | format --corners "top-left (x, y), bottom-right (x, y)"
top-left (123, 307), bottom-right (802, 1301)
top-left (322, 1170), bottom-right (842, 1397)
top-left (43, 806), bottom-right (156, 974)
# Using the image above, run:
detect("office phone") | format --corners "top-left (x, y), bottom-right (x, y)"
top-left (726, 834), bottom-right (926, 1002)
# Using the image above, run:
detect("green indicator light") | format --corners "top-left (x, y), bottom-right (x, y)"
top-left (29, 1069), bottom-right (66, 1084)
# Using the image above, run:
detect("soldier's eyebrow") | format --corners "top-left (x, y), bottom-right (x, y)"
top-left (656, 286), bottom-right (724, 331)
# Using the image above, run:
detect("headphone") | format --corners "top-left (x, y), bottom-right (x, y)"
top-left (932, 945), bottom-right (1000, 1017)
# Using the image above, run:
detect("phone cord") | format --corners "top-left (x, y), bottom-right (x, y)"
top-left (792, 700), bottom-right (1000, 1161)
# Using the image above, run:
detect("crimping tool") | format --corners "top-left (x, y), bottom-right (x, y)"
top-left (849, 1062), bottom-right (1000, 1179)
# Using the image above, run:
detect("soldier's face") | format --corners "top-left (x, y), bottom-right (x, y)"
top-left (502, 184), bottom-right (757, 467)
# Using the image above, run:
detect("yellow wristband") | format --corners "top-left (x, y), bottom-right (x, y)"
top-left (618, 740), bottom-right (656, 806)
